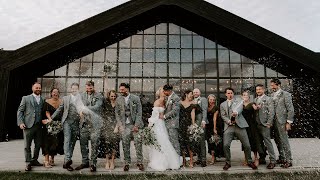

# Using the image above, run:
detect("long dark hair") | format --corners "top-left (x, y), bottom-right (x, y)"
top-left (181, 90), bottom-right (192, 101)
top-left (50, 88), bottom-right (60, 98)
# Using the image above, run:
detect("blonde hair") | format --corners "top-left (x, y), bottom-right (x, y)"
top-left (155, 87), bottom-right (163, 99)
top-left (207, 94), bottom-right (217, 105)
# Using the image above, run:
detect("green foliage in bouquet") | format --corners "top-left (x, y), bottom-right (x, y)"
top-left (47, 121), bottom-right (63, 136)
top-left (188, 124), bottom-right (204, 142)
top-left (138, 125), bottom-right (161, 151)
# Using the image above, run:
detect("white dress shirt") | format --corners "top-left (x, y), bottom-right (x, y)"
top-left (32, 93), bottom-right (40, 104)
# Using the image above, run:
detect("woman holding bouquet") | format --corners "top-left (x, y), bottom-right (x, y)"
top-left (179, 90), bottom-right (201, 168)
top-left (41, 88), bottom-right (64, 168)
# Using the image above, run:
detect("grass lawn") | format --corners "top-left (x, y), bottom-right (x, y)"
top-left (1, 171), bottom-right (320, 180)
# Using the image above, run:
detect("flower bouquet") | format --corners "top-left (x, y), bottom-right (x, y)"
top-left (47, 121), bottom-right (63, 136)
top-left (208, 134), bottom-right (222, 146)
top-left (188, 123), bottom-right (204, 142)
top-left (138, 125), bottom-right (161, 151)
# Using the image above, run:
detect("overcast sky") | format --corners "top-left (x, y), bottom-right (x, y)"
top-left (0, 0), bottom-right (319, 52)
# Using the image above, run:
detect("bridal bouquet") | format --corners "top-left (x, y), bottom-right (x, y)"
top-left (138, 125), bottom-right (161, 151)
top-left (208, 134), bottom-right (222, 146)
top-left (188, 124), bottom-right (204, 142)
top-left (47, 121), bottom-right (63, 136)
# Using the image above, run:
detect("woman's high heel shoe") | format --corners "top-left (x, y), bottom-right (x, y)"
top-left (43, 161), bottom-right (52, 168)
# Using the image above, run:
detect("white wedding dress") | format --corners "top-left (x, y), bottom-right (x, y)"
top-left (148, 107), bottom-right (180, 171)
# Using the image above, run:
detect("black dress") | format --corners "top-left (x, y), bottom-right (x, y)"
top-left (242, 103), bottom-right (259, 152)
top-left (179, 103), bottom-right (201, 154)
top-left (206, 105), bottom-right (224, 157)
top-left (41, 102), bottom-right (64, 156)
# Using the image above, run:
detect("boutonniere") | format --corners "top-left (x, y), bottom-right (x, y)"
top-left (132, 102), bottom-right (137, 107)
top-left (92, 97), bottom-right (97, 102)
top-left (169, 100), bottom-right (173, 104)
top-left (197, 99), bottom-right (201, 104)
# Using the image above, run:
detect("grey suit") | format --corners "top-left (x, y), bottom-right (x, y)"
top-left (194, 97), bottom-right (208, 161)
top-left (164, 92), bottom-right (181, 155)
top-left (271, 89), bottom-right (294, 163)
top-left (115, 94), bottom-right (143, 165)
top-left (254, 95), bottom-right (276, 163)
top-left (79, 92), bottom-right (104, 165)
top-left (220, 99), bottom-right (253, 164)
top-left (51, 94), bottom-right (81, 163)
top-left (17, 94), bottom-right (44, 163)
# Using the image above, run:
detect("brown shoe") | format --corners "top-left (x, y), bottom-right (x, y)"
top-left (137, 163), bottom-right (144, 171)
top-left (25, 164), bottom-right (32, 171)
top-left (223, 162), bottom-right (231, 170)
top-left (201, 161), bottom-right (207, 167)
top-left (63, 160), bottom-right (74, 171)
top-left (248, 162), bottom-right (258, 170)
top-left (123, 165), bottom-right (129, 171)
top-left (75, 163), bottom-right (89, 170)
top-left (276, 159), bottom-right (285, 164)
top-left (267, 162), bottom-right (276, 169)
top-left (90, 165), bottom-right (96, 172)
top-left (281, 162), bottom-right (292, 168)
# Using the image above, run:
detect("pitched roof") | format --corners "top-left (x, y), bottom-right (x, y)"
top-left (1, 0), bottom-right (319, 73)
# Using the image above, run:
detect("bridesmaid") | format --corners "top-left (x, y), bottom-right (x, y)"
top-left (41, 88), bottom-right (64, 168)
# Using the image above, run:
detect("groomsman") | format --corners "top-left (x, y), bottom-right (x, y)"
top-left (75, 80), bottom-right (104, 172)
top-left (193, 88), bottom-right (208, 167)
top-left (220, 87), bottom-right (257, 170)
top-left (115, 83), bottom-right (144, 171)
top-left (17, 82), bottom-right (44, 171)
top-left (270, 78), bottom-right (294, 168)
top-left (50, 83), bottom-right (81, 171)
top-left (161, 84), bottom-right (181, 156)
top-left (252, 84), bottom-right (276, 169)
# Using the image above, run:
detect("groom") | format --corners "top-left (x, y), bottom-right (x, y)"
top-left (160, 84), bottom-right (181, 156)
top-left (115, 83), bottom-right (144, 171)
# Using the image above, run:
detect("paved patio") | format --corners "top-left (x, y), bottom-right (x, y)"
top-left (0, 138), bottom-right (319, 174)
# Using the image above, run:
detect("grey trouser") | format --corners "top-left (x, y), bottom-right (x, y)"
top-left (23, 123), bottom-right (42, 163)
top-left (168, 128), bottom-right (181, 156)
top-left (121, 125), bottom-right (143, 165)
top-left (63, 120), bottom-right (79, 162)
top-left (274, 120), bottom-right (292, 163)
top-left (257, 124), bottom-right (276, 163)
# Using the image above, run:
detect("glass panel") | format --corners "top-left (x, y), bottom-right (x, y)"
top-left (130, 79), bottom-right (142, 93)
top-left (155, 79), bottom-right (167, 90)
top-left (131, 49), bottom-right (142, 62)
top-left (181, 79), bottom-right (193, 91)
top-left (80, 62), bottom-right (92, 76)
top-left (169, 79), bottom-right (181, 92)
top-left (119, 37), bottom-right (131, 48)
top-left (93, 49), bottom-right (105, 62)
top-left (169, 35), bottom-right (180, 48)
top-left (254, 64), bottom-right (265, 77)
top-left (218, 49), bottom-right (229, 62)
top-left (218, 44), bottom-right (227, 49)
top-left (193, 49), bottom-right (204, 63)
top-left (169, 63), bottom-right (180, 77)
top-left (242, 64), bottom-right (253, 77)
top-left (92, 78), bottom-right (104, 93)
top-left (181, 63), bottom-right (192, 77)
top-left (143, 49), bottom-right (154, 62)
top-left (156, 23), bottom-right (167, 34)
top-left (181, 27), bottom-right (192, 34)
top-left (181, 35), bottom-right (192, 48)
top-left (66, 78), bottom-right (79, 93)
top-left (156, 63), bottom-right (167, 77)
top-left (156, 35), bottom-right (167, 48)
top-left (206, 79), bottom-right (218, 96)
top-left (230, 51), bottom-right (241, 63)
top-left (144, 35), bottom-right (155, 48)
top-left (193, 36), bottom-right (204, 48)
top-left (44, 70), bottom-right (54, 76)
top-left (278, 72), bottom-right (286, 77)
top-left (81, 54), bottom-right (93, 62)
top-left (68, 62), bottom-right (81, 76)
top-left (219, 79), bottom-right (231, 95)
top-left (108, 42), bottom-right (117, 48)
top-left (143, 63), bottom-right (154, 77)
top-left (118, 63), bottom-right (130, 76)
top-left (230, 79), bottom-right (242, 95)
top-left (242, 79), bottom-right (254, 91)
top-left (55, 66), bottom-right (67, 76)
top-left (119, 49), bottom-right (130, 62)
top-left (169, 23), bottom-right (180, 34)
top-left (132, 35), bottom-right (143, 48)
top-left (42, 78), bottom-right (55, 92)
top-left (131, 63), bottom-right (142, 77)
top-left (181, 49), bottom-right (192, 62)
top-left (205, 38), bottom-right (215, 48)
top-left (92, 63), bottom-right (104, 76)
top-left (169, 49), bottom-right (180, 62)
top-left (219, 64), bottom-right (230, 77)
top-left (230, 64), bottom-right (242, 77)
top-left (205, 49), bottom-right (216, 63)
top-left (144, 26), bottom-right (155, 34)
top-left (54, 78), bottom-right (66, 93)
top-left (105, 49), bottom-right (117, 62)
top-left (193, 63), bottom-right (205, 77)
top-left (242, 56), bottom-right (252, 64)
top-left (156, 49), bottom-right (167, 62)
top-left (104, 78), bottom-right (116, 92)
top-left (143, 79), bottom-right (154, 92)
top-left (266, 67), bottom-right (277, 77)
top-left (206, 63), bottom-right (217, 77)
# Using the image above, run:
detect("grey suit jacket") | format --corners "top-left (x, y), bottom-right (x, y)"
top-left (271, 89), bottom-right (295, 124)
top-left (195, 97), bottom-right (209, 124)
top-left (164, 92), bottom-right (180, 129)
top-left (254, 95), bottom-right (275, 126)
top-left (220, 99), bottom-right (248, 131)
top-left (51, 94), bottom-right (81, 124)
top-left (81, 92), bottom-right (104, 115)
top-left (115, 94), bottom-right (143, 128)
top-left (17, 94), bottom-right (44, 128)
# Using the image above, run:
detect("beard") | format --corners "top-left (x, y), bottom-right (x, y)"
top-left (33, 90), bottom-right (41, 95)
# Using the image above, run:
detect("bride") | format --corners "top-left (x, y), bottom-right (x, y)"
top-left (148, 87), bottom-right (180, 171)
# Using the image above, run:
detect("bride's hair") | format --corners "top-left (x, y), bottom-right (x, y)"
top-left (155, 87), bottom-right (162, 99)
